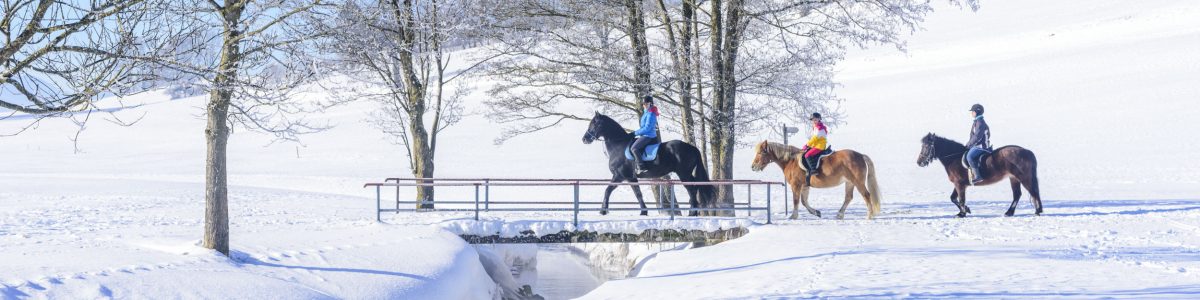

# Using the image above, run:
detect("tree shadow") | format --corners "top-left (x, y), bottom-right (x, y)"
top-left (767, 284), bottom-right (1200, 299)
top-left (882, 199), bottom-right (1200, 220)
top-left (233, 251), bottom-right (432, 281)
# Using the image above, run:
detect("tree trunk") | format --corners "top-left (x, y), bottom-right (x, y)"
top-left (203, 0), bottom-right (245, 256)
top-left (410, 107), bottom-right (434, 209)
top-left (707, 0), bottom-right (742, 216)
top-left (626, 0), bottom-right (651, 99)
top-left (393, 0), bottom-right (434, 209)
top-left (656, 0), bottom-right (697, 145)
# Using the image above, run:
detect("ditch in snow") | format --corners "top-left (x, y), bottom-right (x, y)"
top-left (475, 242), bottom-right (693, 300)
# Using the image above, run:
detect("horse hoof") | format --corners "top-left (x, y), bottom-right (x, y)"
top-left (789, 214), bottom-right (799, 220)
top-left (640, 211), bottom-right (648, 216)
top-left (1035, 210), bottom-right (1043, 216)
top-left (965, 206), bottom-right (973, 214)
top-left (956, 212), bottom-right (967, 218)
top-left (836, 214), bottom-right (845, 220)
top-left (600, 210), bottom-right (608, 216)
top-left (1004, 211), bottom-right (1015, 217)
top-left (814, 211), bottom-right (822, 218)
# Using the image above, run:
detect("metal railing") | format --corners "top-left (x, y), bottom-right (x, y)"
top-left (362, 178), bottom-right (787, 225)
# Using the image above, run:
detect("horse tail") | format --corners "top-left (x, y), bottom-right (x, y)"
top-left (691, 151), bottom-right (714, 208)
top-left (864, 155), bottom-right (882, 218)
top-left (1026, 150), bottom-right (1043, 209)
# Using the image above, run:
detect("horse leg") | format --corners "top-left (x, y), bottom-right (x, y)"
top-left (949, 189), bottom-right (968, 214)
top-left (800, 186), bottom-right (822, 218)
top-left (854, 180), bottom-right (873, 220)
top-left (1006, 178), bottom-right (1022, 217)
top-left (602, 175), bottom-right (623, 216)
top-left (838, 183), bottom-right (854, 220)
top-left (683, 185), bottom-right (698, 217)
top-left (955, 185), bottom-right (969, 218)
top-left (629, 179), bottom-right (649, 216)
top-left (789, 182), bottom-right (802, 220)
top-left (602, 184), bottom-right (617, 216)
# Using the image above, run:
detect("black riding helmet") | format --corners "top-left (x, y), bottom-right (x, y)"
top-left (969, 104), bottom-right (984, 115)
top-left (642, 95), bottom-right (654, 104)
top-left (810, 112), bottom-right (822, 121)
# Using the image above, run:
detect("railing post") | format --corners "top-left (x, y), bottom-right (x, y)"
top-left (783, 183), bottom-right (789, 217)
top-left (474, 183), bottom-right (480, 221)
top-left (484, 179), bottom-right (491, 211)
top-left (395, 180), bottom-right (400, 213)
top-left (767, 183), bottom-right (773, 224)
top-left (376, 185), bottom-right (381, 222)
top-left (573, 181), bottom-right (580, 228)
top-left (746, 183), bottom-right (752, 217)
top-left (668, 182), bottom-right (675, 221)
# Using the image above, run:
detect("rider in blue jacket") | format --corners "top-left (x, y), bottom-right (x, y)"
top-left (632, 96), bottom-right (659, 174)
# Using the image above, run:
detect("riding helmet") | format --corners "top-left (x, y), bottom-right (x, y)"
top-left (810, 112), bottom-right (822, 120)
top-left (642, 95), bottom-right (654, 104)
top-left (969, 104), bottom-right (984, 115)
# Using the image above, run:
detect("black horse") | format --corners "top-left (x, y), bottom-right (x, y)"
top-left (581, 112), bottom-right (713, 216)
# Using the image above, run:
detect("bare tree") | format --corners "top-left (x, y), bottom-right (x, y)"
top-left (0, 0), bottom-right (170, 130)
top-left (145, 0), bottom-right (338, 256)
top-left (483, 0), bottom-right (978, 215)
top-left (481, 0), bottom-right (654, 144)
top-left (328, 0), bottom-right (487, 208)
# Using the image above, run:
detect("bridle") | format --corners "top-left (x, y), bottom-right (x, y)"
top-left (584, 128), bottom-right (604, 142)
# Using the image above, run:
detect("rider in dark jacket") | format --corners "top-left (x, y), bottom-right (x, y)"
top-left (632, 96), bottom-right (659, 175)
top-left (965, 104), bottom-right (991, 184)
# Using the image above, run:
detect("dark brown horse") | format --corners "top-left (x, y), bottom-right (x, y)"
top-left (917, 133), bottom-right (1043, 217)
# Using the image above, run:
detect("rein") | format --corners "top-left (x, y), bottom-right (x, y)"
top-left (924, 141), bottom-right (967, 163)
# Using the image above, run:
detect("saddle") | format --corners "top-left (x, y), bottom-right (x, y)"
top-left (625, 141), bottom-right (661, 162)
top-left (800, 147), bottom-right (834, 172)
top-left (961, 148), bottom-right (993, 182)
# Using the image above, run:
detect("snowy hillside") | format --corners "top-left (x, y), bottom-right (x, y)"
top-left (3, 0), bottom-right (1200, 298)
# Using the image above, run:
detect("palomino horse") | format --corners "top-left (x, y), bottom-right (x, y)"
top-left (750, 141), bottom-right (881, 220)
top-left (917, 133), bottom-right (1043, 217)
top-left (582, 113), bottom-right (714, 216)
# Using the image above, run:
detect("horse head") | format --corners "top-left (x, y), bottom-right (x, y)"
top-left (751, 140), bottom-right (776, 172)
top-left (581, 112), bottom-right (628, 144)
top-left (918, 133), bottom-right (938, 167)
top-left (582, 112), bottom-right (601, 144)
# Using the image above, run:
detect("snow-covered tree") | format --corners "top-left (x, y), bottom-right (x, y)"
top-left (0, 0), bottom-right (176, 133)
top-left (483, 0), bottom-right (978, 214)
top-left (326, 0), bottom-right (490, 209)
top-left (144, 0), bottom-right (339, 256)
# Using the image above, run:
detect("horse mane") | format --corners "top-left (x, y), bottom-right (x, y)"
top-left (758, 141), bottom-right (802, 162)
top-left (924, 133), bottom-right (967, 156)
top-left (594, 113), bottom-right (634, 141)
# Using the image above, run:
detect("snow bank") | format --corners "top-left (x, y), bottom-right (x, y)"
top-left (438, 218), bottom-right (756, 237)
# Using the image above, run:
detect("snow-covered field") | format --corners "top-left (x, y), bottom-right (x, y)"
top-left (3, 0), bottom-right (1200, 298)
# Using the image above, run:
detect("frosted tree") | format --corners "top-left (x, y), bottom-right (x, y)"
top-left (327, 0), bottom-right (490, 209)
top-left (480, 0), bottom-right (657, 144)
top-left (484, 0), bottom-right (978, 215)
top-left (145, 0), bottom-right (339, 256)
top-left (0, 0), bottom-right (175, 135)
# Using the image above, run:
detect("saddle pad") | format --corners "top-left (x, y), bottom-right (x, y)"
top-left (625, 143), bottom-right (660, 161)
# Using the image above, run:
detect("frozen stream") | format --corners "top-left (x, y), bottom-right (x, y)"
top-left (475, 242), bottom-right (690, 300)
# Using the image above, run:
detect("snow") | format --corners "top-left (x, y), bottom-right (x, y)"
top-left (3, 0), bottom-right (1200, 298)
top-left (441, 218), bottom-right (756, 237)
top-left (586, 0), bottom-right (1200, 298)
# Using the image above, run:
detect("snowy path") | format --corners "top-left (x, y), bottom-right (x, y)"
top-left (585, 199), bottom-right (1200, 299)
